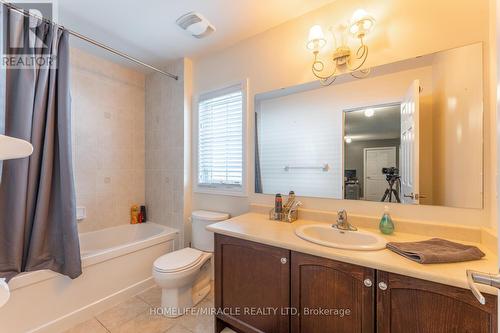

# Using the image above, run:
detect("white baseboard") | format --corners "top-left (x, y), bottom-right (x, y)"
top-left (29, 277), bottom-right (155, 333)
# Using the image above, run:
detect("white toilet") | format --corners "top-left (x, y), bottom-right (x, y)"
top-left (152, 210), bottom-right (229, 317)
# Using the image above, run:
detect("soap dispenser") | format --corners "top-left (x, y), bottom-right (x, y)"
top-left (379, 206), bottom-right (395, 235)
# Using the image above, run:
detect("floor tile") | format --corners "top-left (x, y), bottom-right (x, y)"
top-left (164, 324), bottom-right (193, 333)
top-left (178, 299), bottom-right (215, 333)
top-left (206, 281), bottom-right (214, 301)
top-left (179, 316), bottom-right (214, 333)
top-left (66, 290), bottom-right (216, 333)
top-left (64, 318), bottom-right (108, 333)
top-left (111, 311), bottom-right (176, 333)
top-left (96, 296), bottom-right (150, 331)
top-left (197, 297), bottom-right (214, 309)
top-left (137, 286), bottom-right (162, 307)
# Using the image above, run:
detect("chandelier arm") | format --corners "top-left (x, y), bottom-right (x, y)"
top-left (319, 75), bottom-right (337, 86)
top-left (311, 56), bottom-right (338, 80)
top-left (347, 44), bottom-right (369, 72)
top-left (356, 37), bottom-right (367, 57)
top-left (310, 36), bottom-right (371, 83)
top-left (351, 67), bottom-right (371, 79)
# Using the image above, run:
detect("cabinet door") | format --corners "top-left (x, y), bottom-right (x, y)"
top-left (291, 252), bottom-right (375, 333)
top-left (377, 271), bottom-right (498, 333)
top-left (215, 234), bottom-right (290, 333)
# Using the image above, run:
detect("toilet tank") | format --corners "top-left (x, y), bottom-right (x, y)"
top-left (191, 210), bottom-right (229, 252)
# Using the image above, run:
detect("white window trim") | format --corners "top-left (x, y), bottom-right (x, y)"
top-left (194, 79), bottom-right (249, 197)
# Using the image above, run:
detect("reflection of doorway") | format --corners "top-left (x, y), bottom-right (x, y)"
top-left (364, 147), bottom-right (396, 201)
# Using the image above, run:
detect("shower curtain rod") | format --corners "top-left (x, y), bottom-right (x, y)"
top-left (1, 1), bottom-right (179, 80)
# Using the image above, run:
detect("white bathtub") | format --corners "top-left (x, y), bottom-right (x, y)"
top-left (79, 223), bottom-right (176, 263)
top-left (0, 222), bottom-right (178, 333)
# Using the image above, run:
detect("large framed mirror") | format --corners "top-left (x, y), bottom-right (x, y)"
top-left (255, 43), bottom-right (483, 209)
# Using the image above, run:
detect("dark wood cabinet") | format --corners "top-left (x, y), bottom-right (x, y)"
top-left (215, 235), bottom-right (497, 333)
top-left (215, 234), bottom-right (290, 333)
top-left (291, 252), bottom-right (375, 333)
top-left (377, 271), bottom-right (497, 333)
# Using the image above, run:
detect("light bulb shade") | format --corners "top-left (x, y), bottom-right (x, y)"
top-left (351, 9), bottom-right (369, 23)
top-left (0, 135), bottom-right (33, 160)
top-left (349, 9), bottom-right (375, 39)
top-left (308, 25), bottom-right (324, 41)
top-left (364, 108), bottom-right (375, 117)
top-left (307, 25), bottom-right (326, 50)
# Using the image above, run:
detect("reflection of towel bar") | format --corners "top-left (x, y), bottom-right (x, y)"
top-left (284, 164), bottom-right (329, 172)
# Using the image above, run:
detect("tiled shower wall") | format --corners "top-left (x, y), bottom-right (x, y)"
top-left (71, 48), bottom-right (146, 233)
top-left (145, 59), bottom-right (187, 247)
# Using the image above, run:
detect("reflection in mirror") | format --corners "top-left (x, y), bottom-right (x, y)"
top-left (344, 104), bottom-right (401, 203)
top-left (255, 43), bottom-right (483, 209)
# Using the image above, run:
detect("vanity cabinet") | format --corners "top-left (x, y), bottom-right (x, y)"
top-left (215, 234), bottom-right (290, 333)
top-left (377, 271), bottom-right (497, 333)
top-left (291, 252), bottom-right (375, 333)
top-left (215, 235), bottom-right (498, 333)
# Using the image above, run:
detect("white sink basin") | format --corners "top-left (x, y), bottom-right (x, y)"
top-left (295, 224), bottom-right (387, 250)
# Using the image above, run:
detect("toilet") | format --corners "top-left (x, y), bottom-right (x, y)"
top-left (152, 210), bottom-right (229, 317)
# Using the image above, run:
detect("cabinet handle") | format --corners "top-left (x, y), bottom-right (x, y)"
top-left (363, 278), bottom-right (373, 287)
top-left (378, 282), bottom-right (388, 290)
top-left (280, 257), bottom-right (287, 264)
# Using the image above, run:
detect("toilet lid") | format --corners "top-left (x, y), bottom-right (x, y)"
top-left (153, 247), bottom-right (203, 273)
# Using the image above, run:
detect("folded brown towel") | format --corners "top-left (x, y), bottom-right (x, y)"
top-left (386, 238), bottom-right (485, 264)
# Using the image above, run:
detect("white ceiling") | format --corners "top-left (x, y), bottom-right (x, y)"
top-left (345, 105), bottom-right (401, 142)
top-left (57, 0), bottom-right (336, 70)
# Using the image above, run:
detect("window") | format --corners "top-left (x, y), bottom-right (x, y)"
top-left (196, 82), bottom-right (246, 195)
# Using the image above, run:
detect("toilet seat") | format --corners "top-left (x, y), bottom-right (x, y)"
top-left (153, 247), bottom-right (203, 274)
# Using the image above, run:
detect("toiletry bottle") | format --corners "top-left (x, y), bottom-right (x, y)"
top-left (140, 205), bottom-right (147, 223)
top-left (379, 205), bottom-right (395, 235)
top-left (274, 194), bottom-right (283, 220)
top-left (283, 191), bottom-right (296, 211)
top-left (131, 205), bottom-right (139, 224)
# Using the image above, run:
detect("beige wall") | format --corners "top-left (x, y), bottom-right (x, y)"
top-left (191, 0), bottom-right (497, 227)
top-left (431, 44), bottom-right (484, 208)
top-left (70, 48), bottom-right (146, 233)
top-left (494, 0), bottom-right (500, 232)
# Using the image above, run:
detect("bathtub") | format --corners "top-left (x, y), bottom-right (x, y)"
top-left (0, 222), bottom-right (178, 333)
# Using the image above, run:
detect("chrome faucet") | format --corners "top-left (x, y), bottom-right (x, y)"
top-left (332, 209), bottom-right (357, 231)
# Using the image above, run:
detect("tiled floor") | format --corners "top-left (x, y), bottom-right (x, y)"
top-left (64, 285), bottom-right (215, 333)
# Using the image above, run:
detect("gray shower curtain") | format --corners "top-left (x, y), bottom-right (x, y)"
top-left (0, 5), bottom-right (81, 281)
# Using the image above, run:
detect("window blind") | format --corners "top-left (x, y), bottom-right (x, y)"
top-left (198, 85), bottom-right (243, 188)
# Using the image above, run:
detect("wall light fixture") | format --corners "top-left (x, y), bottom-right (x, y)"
top-left (307, 9), bottom-right (375, 86)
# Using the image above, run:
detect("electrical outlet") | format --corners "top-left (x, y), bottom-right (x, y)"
top-left (76, 206), bottom-right (86, 221)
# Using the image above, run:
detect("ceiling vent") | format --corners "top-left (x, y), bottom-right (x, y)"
top-left (176, 12), bottom-right (215, 39)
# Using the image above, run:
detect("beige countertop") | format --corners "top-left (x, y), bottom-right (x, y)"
top-left (207, 212), bottom-right (498, 296)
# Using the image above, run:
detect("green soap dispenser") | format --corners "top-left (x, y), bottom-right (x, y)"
top-left (379, 206), bottom-right (395, 235)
